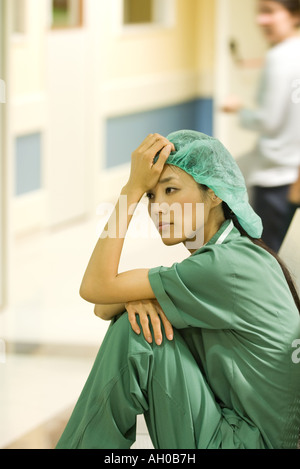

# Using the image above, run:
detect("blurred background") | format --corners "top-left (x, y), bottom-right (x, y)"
top-left (0, 0), bottom-right (268, 449)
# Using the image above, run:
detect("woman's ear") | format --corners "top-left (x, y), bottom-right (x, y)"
top-left (207, 189), bottom-right (223, 206)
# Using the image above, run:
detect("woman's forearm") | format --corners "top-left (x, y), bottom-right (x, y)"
top-left (94, 303), bottom-right (126, 321)
top-left (79, 134), bottom-right (174, 305)
top-left (80, 184), bottom-right (144, 303)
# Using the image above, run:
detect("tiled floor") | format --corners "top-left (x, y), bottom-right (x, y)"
top-left (1, 352), bottom-right (96, 449)
top-left (5, 412), bottom-right (154, 450)
top-left (0, 207), bottom-right (188, 449)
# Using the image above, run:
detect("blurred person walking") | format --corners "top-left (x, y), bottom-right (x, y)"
top-left (223, 0), bottom-right (300, 252)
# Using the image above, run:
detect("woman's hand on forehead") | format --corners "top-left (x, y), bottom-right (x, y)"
top-left (125, 134), bottom-right (176, 194)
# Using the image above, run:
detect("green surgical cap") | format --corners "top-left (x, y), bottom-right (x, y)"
top-left (165, 130), bottom-right (263, 239)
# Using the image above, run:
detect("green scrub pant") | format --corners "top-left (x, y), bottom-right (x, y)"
top-left (56, 314), bottom-right (265, 449)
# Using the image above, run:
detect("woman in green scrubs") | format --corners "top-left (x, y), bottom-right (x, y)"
top-left (56, 131), bottom-right (300, 449)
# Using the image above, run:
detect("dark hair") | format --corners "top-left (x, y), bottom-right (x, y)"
top-left (222, 201), bottom-right (300, 314)
top-left (273, 0), bottom-right (300, 25)
top-left (273, 0), bottom-right (300, 14)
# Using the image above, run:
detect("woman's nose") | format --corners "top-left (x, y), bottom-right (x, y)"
top-left (149, 201), bottom-right (169, 217)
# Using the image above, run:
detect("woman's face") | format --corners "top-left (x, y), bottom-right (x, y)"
top-left (257, 1), bottom-right (300, 45)
top-left (146, 165), bottom-right (223, 252)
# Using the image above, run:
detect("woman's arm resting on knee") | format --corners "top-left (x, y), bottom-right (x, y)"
top-left (94, 299), bottom-right (174, 346)
top-left (81, 267), bottom-right (156, 304)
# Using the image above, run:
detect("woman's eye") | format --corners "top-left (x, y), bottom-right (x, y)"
top-left (166, 187), bottom-right (177, 194)
top-left (146, 188), bottom-right (177, 199)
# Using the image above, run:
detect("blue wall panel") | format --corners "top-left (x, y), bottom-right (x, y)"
top-left (105, 98), bottom-right (213, 169)
top-left (15, 133), bottom-right (42, 196)
top-left (195, 98), bottom-right (214, 137)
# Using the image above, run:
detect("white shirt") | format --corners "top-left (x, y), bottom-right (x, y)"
top-left (239, 36), bottom-right (300, 187)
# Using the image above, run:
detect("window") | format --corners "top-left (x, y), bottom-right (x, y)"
top-left (123, 0), bottom-right (153, 25)
top-left (121, 0), bottom-right (175, 30)
top-left (51, 0), bottom-right (83, 29)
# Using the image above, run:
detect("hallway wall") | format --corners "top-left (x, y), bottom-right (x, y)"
top-left (8, 0), bottom-right (216, 233)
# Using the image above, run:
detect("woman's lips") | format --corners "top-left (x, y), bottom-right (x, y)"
top-left (158, 222), bottom-right (173, 231)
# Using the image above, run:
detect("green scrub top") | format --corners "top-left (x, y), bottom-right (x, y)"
top-left (148, 219), bottom-right (300, 449)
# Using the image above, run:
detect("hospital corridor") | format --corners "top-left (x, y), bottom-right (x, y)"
top-left (1, 0), bottom-right (300, 450)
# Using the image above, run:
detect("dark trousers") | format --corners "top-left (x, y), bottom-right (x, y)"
top-left (253, 185), bottom-right (299, 253)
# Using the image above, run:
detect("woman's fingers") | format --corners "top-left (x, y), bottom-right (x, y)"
top-left (153, 143), bottom-right (173, 172)
top-left (128, 133), bottom-right (175, 193)
top-left (148, 304), bottom-right (163, 345)
top-left (140, 313), bottom-right (153, 344)
top-left (138, 133), bottom-right (175, 159)
top-left (126, 304), bottom-right (141, 336)
top-left (159, 310), bottom-right (174, 341)
top-left (126, 302), bottom-right (152, 343)
top-left (126, 300), bottom-right (173, 346)
top-left (148, 135), bottom-right (175, 155)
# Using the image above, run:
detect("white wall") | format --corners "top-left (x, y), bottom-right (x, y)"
top-left (10, 0), bottom-right (95, 230)
top-left (10, 0), bottom-right (47, 233)
top-left (46, 29), bottom-right (90, 226)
